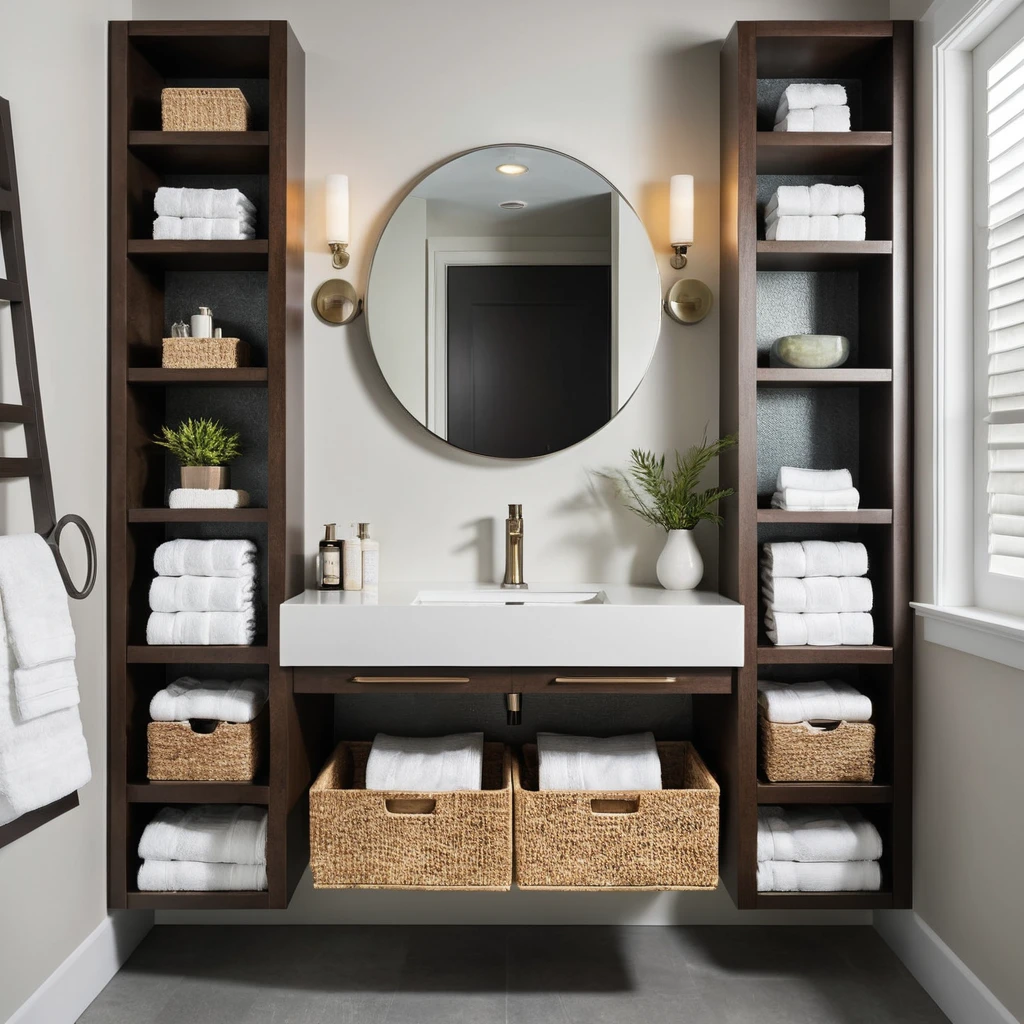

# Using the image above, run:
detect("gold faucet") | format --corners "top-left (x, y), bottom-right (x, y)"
top-left (502, 504), bottom-right (528, 589)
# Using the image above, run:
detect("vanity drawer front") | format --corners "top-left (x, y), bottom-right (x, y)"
top-left (293, 668), bottom-right (513, 694)
top-left (512, 669), bottom-right (733, 694)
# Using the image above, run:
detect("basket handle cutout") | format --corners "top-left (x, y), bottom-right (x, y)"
top-left (187, 718), bottom-right (220, 734)
top-left (385, 798), bottom-right (437, 815)
top-left (805, 720), bottom-right (842, 732)
top-left (590, 798), bottom-right (640, 815)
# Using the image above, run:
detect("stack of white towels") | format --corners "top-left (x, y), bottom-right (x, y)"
top-left (168, 488), bottom-right (251, 510)
top-left (766, 184), bottom-right (866, 241)
top-left (0, 534), bottom-right (91, 826)
top-left (757, 805), bottom-right (882, 892)
top-left (150, 676), bottom-right (268, 724)
top-left (146, 539), bottom-right (257, 646)
top-left (758, 679), bottom-right (873, 726)
top-left (365, 732), bottom-right (485, 792)
top-left (771, 465), bottom-right (860, 511)
top-left (138, 805), bottom-right (267, 891)
top-left (153, 187), bottom-right (256, 241)
top-left (762, 540), bottom-right (873, 646)
top-left (773, 82), bottom-right (851, 133)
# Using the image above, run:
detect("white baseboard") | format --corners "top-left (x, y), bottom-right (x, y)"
top-left (875, 910), bottom-right (1018, 1024)
top-left (9, 910), bottom-right (153, 1024)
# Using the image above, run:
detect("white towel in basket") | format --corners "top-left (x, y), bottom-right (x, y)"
top-left (365, 733), bottom-right (484, 792)
top-left (537, 732), bottom-right (662, 791)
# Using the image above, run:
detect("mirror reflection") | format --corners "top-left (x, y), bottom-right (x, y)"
top-left (366, 145), bottom-right (661, 458)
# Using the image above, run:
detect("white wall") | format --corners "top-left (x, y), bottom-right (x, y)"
top-left (0, 1), bottom-right (139, 1020)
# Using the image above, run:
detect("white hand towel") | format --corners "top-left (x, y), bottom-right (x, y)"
top-left (138, 860), bottom-right (267, 892)
top-left (765, 610), bottom-right (874, 646)
top-left (138, 804), bottom-right (267, 864)
top-left (154, 187), bottom-right (256, 220)
top-left (774, 105), bottom-right (851, 132)
top-left (757, 679), bottom-right (873, 723)
top-left (154, 539), bottom-right (256, 579)
top-left (757, 805), bottom-right (883, 863)
top-left (153, 216), bottom-right (256, 241)
top-left (12, 661), bottom-right (81, 720)
top-left (838, 214), bottom-right (867, 240)
top-left (146, 611), bottom-right (255, 646)
top-left (364, 732), bottom-right (484, 792)
top-left (536, 732), bottom-right (662, 792)
top-left (761, 540), bottom-right (869, 579)
top-left (0, 592), bottom-right (91, 826)
top-left (168, 488), bottom-right (250, 509)
top-left (149, 575), bottom-right (255, 614)
top-left (150, 677), bottom-right (268, 723)
top-left (757, 860), bottom-right (881, 892)
top-left (988, 472), bottom-right (1024, 496)
top-left (771, 487), bottom-right (861, 510)
top-left (766, 185), bottom-right (864, 219)
top-left (766, 215), bottom-right (840, 241)
top-left (775, 83), bottom-right (848, 118)
top-left (761, 573), bottom-right (873, 614)
top-left (990, 492), bottom-right (1024, 514)
top-left (777, 467), bottom-right (854, 492)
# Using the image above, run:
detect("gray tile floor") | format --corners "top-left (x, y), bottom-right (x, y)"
top-left (78, 924), bottom-right (950, 1024)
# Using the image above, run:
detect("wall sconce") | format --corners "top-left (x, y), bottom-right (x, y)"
top-left (669, 173), bottom-right (694, 269)
top-left (664, 279), bottom-right (713, 325)
top-left (326, 173), bottom-right (350, 268)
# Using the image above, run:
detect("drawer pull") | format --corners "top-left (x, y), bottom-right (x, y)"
top-left (385, 798), bottom-right (436, 815)
top-left (551, 676), bottom-right (679, 685)
top-left (351, 676), bottom-right (471, 684)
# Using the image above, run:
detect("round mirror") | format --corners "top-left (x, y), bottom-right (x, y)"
top-left (366, 145), bottom-right (662, 459)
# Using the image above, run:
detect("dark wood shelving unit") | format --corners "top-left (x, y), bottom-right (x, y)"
top-left (109, 21), bottom-right (326, 911)
top-left (718, 20), bottom-right (912, 910)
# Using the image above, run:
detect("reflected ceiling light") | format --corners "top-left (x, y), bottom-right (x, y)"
top-left (496, 162), bottom-right (529, 175)
top-left (499, 200), bottom-right (527, 210)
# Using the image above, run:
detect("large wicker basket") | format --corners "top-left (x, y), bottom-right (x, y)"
top-left (513, 741), bottom-right (719, 891)
top-left (161, 87), bottom-right (250, 131)
top-left (147, 707), bottom-right (267, 782)
top-left (759, 712), bottom-right (875, 783)
top-left (309, 741), bottom-right (512, 890)
top-left (162, 338), bottom-right (249, 369)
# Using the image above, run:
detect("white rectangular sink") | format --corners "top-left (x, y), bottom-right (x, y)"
top-left (281, 584), bottom-right (744, 667)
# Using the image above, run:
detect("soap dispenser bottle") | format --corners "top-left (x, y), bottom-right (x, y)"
top-left (342, 525), bottom-right (362, 591)
top-left (358, 522), bottom-right (379, 592)
top-left (317, 523), bottom-right (342, 590)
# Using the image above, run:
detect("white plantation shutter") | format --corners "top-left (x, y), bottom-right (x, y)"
top-left (986, 37), bottom-right (1024, 578)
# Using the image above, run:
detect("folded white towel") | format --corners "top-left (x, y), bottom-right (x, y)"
top-left (154, 187), bottom-right (256, 220)
top-left (153, 216), bottom-right (256, 241)
top-left (757, 805), bottom-right (883, 862)
top-left (766, 185), bottom-right (864, 219)
top-left (761, 541), bottom-right (869, 579)
top-left (757, 860), bottom-right (881, 892)
top-left (838, 214), bottom-right (867, 240)
top-left (13, 661), bottom-right (81, 720)
top-left (168, 488), bottom-right (250, 509)
top-left (146, 611), bottom-right (255, 646)
top-left (0, 592), bottom-right (91, 826)
top-left (771, 487), bottom-right (861, 510)
top-left (765, 610), bottom-right (874, 646)
top-left (154, 539), bottom-right (256, 579)
top-left (138, 860), bottom-right (267, 892)
top-left (365, 732), bottom-right (484, 792)
top-left (138, 804), bottom-right (267, 864)
top-left (757, 679), bottom-right (873, 723)
top-left (150, 677), bottom-right (268, 724)
top-left (774, 105), bottom-right (852, 132)
top-left (766, 214), bottom-right (839, 241)
top-left (149, 575), bottom-right (255, 614)
top-left (537, 732), bottom-right (662, 792)
top-left (761, 574), bottom-right (873, 614)
top-left (990, 492), bottom-right (1024, 514)
top-left (775, 83), bottom-right (848, 118)
top-left (777, 467), bottom-right (854, 492)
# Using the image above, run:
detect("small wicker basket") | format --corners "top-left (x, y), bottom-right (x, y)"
top-left (309, 741), bottom-right (512, 890)
top-left (161, 88), bottom-right (250, 132)
top-left (759, 713), bottom-right (875, 783)
top-left (162, 338), bottom-right (249, 369)
top-left (513, 741), bottom-right (720, 891)
top-left (147, 707), bottom-right (268, 782)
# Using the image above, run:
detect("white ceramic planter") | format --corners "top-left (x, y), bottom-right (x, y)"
top-left (656, 529), bottom-right (703, 590)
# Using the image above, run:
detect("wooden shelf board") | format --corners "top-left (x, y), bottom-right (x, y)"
top-left (128, 508), bottom-right (269, 523)
top-left (756, 368), bottom-right (892, 387)
top-left (128, 131), bottom-right (269, 173)
top-left (756, 508), bottom-right (893, 524)
top-left (127, 780), bottom-right (270, 804)
top-left (127, 368), bottom-right (268, 386)
top-left (754, 891), bottom-right (894, 910)
top-left (126, 890), bottom-right (270, 910)
top-left (126, 240), bottom-right (268, 270)
top-left (757, 645), bottom-right (894, 665)
top-left (756, 132), bottom-right (892, 173)
top-left (756, 241), bottom-right (892, 271)
top-left (756, 782), bottom-right (894, 804)
top-left (127, 645), bottom-right (272, 664)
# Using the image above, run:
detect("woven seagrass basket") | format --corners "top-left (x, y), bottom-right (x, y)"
top-left (513, 741), bottom-right (719, 891)
top-left (759, 712), bottom-right (875, 783)
top-left (310, 742), bottom-right (512, 890)
top-left (147, 707), bottom-right (267, 782)
top-left (161, 87), bottom-right (250, 132)
top-left (162, 338), bottom-right (249, 369)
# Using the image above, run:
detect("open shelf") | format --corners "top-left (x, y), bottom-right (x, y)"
top-left (755, 892), bottom-right (894, 910)
top-left (127, 645), bottom-right (271, 664)
top-left (756, 782), bottom-right (894, 804)
top-left (128, 131), bottom-right (270, 173)
top-left (127, 240), bottom-right (268, 271)
top-left (127, 780), bottom-right (270, 804)
top-left (756, 368), bottom-right (892, 386)
top-left (757, 645), bottom-right (895, 665)
top-left (756, 241), bottom-right (892, 270)
top-left (127, 368), bottom-right (268, 386)
top-left (126, 890), bottom-right (271, 910)
top-left (128, 508), bottom-right (269, 523)
top-left (756, 508), bottom-right (893, 524)
top-left (756, 132), bottom-right (892, 173)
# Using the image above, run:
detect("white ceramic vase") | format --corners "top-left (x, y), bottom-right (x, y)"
top-left (656, 529), bottom-right (703, 590)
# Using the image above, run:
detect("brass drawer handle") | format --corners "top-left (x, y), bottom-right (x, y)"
top-left (350, 676), bottom-right (471, 684)
top-left (551, 676), bottom-right (679, 684)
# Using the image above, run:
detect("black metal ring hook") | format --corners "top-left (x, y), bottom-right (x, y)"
top-left (46, 513), bottom-right (97, 600)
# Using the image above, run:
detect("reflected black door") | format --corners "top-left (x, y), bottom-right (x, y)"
top-left (446, 265), bottom-right (611, 458)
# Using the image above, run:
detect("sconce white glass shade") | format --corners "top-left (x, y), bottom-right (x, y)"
top-left (326, 174), bottom-right (350, 244)
top-left (669, 174), bottom-right (694, 246)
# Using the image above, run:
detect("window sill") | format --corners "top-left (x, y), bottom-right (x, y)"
top-left (911, 603), bottom-right (1024, 672)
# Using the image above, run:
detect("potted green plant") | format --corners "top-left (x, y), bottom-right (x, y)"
top-left (612, 432), bottom-right (738, 590)
top-left (154, 417), bottom-right (242, 490)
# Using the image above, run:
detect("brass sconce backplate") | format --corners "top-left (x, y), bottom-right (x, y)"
top-left (313, 278), bottom-right (362, 326)
top-left (664, 278), bottom-right (713, 325)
